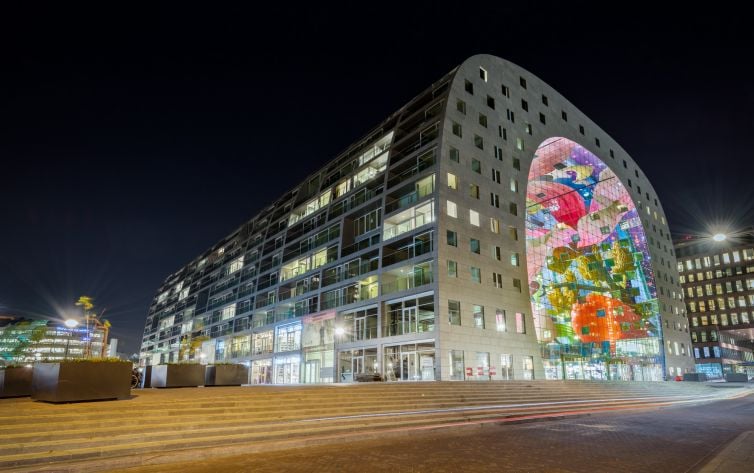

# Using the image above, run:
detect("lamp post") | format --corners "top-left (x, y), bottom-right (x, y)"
top-left (64, 319), bottom-right (78, 360)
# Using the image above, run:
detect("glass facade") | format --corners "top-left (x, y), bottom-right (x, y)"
top-left (526, 137), bottom-right (663, 381)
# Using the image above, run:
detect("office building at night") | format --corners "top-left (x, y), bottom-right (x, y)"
top-left (0, 317), bottom-right (107, 365)
top-left (139, 54), bottom-right (693, 382)
top-left (675, 235), bottom-right (754, 379)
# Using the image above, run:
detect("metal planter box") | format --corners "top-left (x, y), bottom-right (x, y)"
top-left (0, 366), bottom-right (34, 398)
top-left (31, 361), bottom-right (131, 402)
top-left (151, 364), bottom-right (204, 388)
top-left (725, 373), bottom-right (749, 383)
top-left (205, 364), bottom-right (248, 386)
top-left (682, 372), bottom-right (708, 382)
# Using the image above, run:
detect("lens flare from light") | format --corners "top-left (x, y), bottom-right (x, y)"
top-left (712, 233), bottom-right (727, 242)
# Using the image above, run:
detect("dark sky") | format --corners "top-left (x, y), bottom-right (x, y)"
top-left (2, 4), bottom-right (753, 353)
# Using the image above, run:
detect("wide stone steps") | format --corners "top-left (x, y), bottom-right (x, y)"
top-left (0, 381), bottom-right (736, 471)
top-left (0, 393), bottom-right (695, 446)
top-left (0, 396), bottom-right (699, 466)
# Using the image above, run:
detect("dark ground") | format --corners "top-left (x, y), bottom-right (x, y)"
top-left (113, 393), bottom-right (754, 473)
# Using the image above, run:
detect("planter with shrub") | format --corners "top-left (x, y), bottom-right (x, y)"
top-left (0, 366), bottom-right (34, 398)
top-left (31, 359), bottom-right (131, 402)
top-left (204, 363), bottom-right (248, 386)
top-left (151, 363), bottom-right (204, 388)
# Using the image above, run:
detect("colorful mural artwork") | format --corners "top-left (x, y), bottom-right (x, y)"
top-left (526, 137), bottom-right (663, 381)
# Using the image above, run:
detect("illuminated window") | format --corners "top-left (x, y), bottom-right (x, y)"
top-left (479, 67), bottom-right (487, 81)
top-left (447, 200), bottom-right (457, 218)
top-left (471, 267), bottom-right (481, 283)
top-left (515, 312), bottom-right (526, 334)
top-left (448, 300), bottom-right (461, 325)
top-left (469, 210), bottom-right (480, 227)
top-left (490, 218), bottom-right (500, 234)
top-left (496, 310), bottom-right (507, 331)
top-left (447, 173), bottom-right (458, 190)
top-left (510, 253), bottom-right (519, 266)
top-left (469, 184), bottom-right (480, 199)
top-left (473, 305), bottom-right (485, 329)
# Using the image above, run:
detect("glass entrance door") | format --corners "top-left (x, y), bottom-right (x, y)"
top-left (304, 360), bottom-right (320, 384)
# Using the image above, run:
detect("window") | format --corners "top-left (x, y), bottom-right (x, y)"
top-left (469, 184), bottom-right (480, 199)
top-left (479, 67), bottom-right (487, 81)
top-left (448, 300), bottom-right (461, 325)
top-left (471, 267), bottom-right (481, 283)
top-left (512, 278), bottom-right (522, 292)
top-left (541, 95), bottom-right (549, 106)
top-left (492, 272), bottom-right (503, 288)
top-left (452, 121), bottom-right (462, 137)
top-left (449, 147), bottom-right (460, 163)
top-left (516, 138), bottom-right (524, 151)
top-left (490, 218), bottom-right (500, 234)
top-left (493, 246), bottom-right (502, 261)
top-left (519, 77), bottom-right (527, 88)
top-left (490, 193), bottom-right (499, 208)
top-left (474, 135), bottom-right (484, 150)
top-left (509, 202), bottom-right (518, 216)
top-left (469, 210), bottom-right (480, 226)
top-left (561, 110), bottom-right (568, 121)
top-left (446, 200), bottom-right (457, 218)
top-left (456, 100), bottom-right (466, 114)
top-left (506, 109), bottom-right (515, 123)
top-left (511, 253), bottom-right (520, 266)
top-left (579, 125), bottom-right (585, 135)
top-left (473, 305), bottom-right (485, 329)
top-left (509, 226), bottom-right (518, 241)
top-left (491, 168), bottom-right (501, 183)
top-left (501, 84), bottom-right (510, 97)
top-left (471, 158), bottom-right (481, 174)
top-left (447, 172), bottom-right (458, 190)
top-left (470, 238), bottom-right (480, 254)
top-left (447, 260), bottom-right (457, 277)
top-left (447, 230), bottom-right (457, 247)
top-left (478, 113), bottom-right (488, 127)
top-left (495, 310), bottom-right (507, 332)
top-left (595, 138), bottom-right (601, 148)
top-left (539, 113), bottom-right (546, 125)
top-left (486, 95), bottom-right (495, 109)
top-left (515, 312), bottom-right (526, 333)
top-left (510, 178), bottom-right (518, 193)
top-left (609, 149), bottom-right (614, 158)
top-left (464, 79), bottom-right (474, 94)
top-left (521, 99), bottom-right (528, 111)
top-left (525, 123), bottom-right (533, 135)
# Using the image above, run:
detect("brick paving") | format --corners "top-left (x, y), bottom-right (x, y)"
top-left (111, 393), bottom-right (754, 473)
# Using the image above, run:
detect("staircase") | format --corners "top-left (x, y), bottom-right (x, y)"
top-left (0, 381), bottom-right (746, 472)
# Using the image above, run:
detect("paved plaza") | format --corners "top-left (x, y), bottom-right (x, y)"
top-left (111, 392), bottom-right (754, 473)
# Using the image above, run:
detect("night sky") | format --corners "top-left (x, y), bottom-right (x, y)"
top-left (2, 5), bottom-right (753, 354)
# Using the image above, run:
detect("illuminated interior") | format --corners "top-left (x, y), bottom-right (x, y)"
top-left (526, 137), bottom-right (663, 381)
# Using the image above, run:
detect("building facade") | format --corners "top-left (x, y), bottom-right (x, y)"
top-left (139, 54), bottom-right (694, 382)
top-left (675, 235), bottom-right (754, 379)
top-left (0, 318), bottom-right (107, 365)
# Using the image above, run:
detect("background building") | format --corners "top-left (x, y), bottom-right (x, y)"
top-left (140, 54), bottom-right (693, 382)
top-left (0, 317), bottom-right (107, 365)
top-left (675, 234), bottom-right (754, 379)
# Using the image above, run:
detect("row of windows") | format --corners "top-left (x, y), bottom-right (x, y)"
top-left (446, 259), bottom-right (522, 291)
top-left (679, 249), bottom-right (754, 272)
top-left (685, 279), bottom-right (754, 298)
top-left (688, 295), bottom-right (754, 313)
top-left (447, 299), bottom-right (526, 333)
top-left (680, 266), bottom-right (754, 284)
top-left (691, 312), bottom-right (752, 327)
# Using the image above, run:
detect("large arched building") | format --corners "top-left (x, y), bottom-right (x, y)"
top-left (140, 54), bottom-right (694, 382)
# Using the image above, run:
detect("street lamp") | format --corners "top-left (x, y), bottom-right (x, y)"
top-left (63, 319), bottom-right (78, 360)
top-left (712, 233), bottom-right (727, 242)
